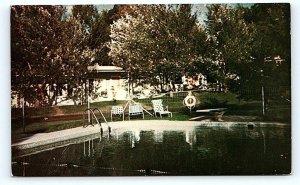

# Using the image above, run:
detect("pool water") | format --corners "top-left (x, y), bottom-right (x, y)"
top-left (12, 124), bottom-right (291, 176)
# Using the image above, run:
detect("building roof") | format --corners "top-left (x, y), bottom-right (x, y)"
top-left (86, 64), bottom-right (127, 79)
top-left (87, 64), bottom-right (124, 72)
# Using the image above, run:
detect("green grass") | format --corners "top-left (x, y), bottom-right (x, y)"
top-left (15, 120), bottom-right (83, 133)
top-left (12, 92), bottom-right (290, 120)
top-left (12, 120), bottom-right (84, 142)
top-left (47, 120), bottom-right (83, 132)
top-left (140, 112), bottom-right (191, 121)
top-left (198, 91), bottom-right (243, 108)
top-left (11, 100), bottom-right (129, 118)
top-left (12, 92), bottom-right (242, 118)
top-left (11, 92), bottom-right (291, 140)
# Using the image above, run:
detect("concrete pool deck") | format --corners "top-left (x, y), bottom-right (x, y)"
top-left (12, 120), bottom-right (289, 151)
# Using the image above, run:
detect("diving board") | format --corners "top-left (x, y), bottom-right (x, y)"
top-left (190, 108), bottom-right (227, 121)
top-left (189, 116), bottom-right (206, 121)
top-left (196, 108), bottom-right (227, 113)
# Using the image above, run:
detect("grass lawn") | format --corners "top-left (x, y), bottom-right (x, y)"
top-left (11, 120), bottom-right (83, 142)
top-left (11, 92), bottom-right (291, 141)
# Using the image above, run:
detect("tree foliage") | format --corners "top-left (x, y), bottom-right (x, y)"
top-left (109, 5), bottom-right (208, 89)
top-left (205, 4), bottom-right (256, 90)
top-left (11, 5), bottom-right (96, 105)
top-left (72, 5), bottom-right (98, 31)
top-left (11, 6), bottom-right (66, 104)
top-left (204, 3), bottom-right (290, 97)
top-left (244, 3), bottom-right (291, 90)
top-left (72, 5), bottom-right (113, 66)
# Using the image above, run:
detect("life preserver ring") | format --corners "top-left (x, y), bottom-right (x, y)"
top-left (184, 95), bottom-right (196, 109)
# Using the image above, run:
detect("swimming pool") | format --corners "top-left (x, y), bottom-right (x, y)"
top-left (12, 123), bottom-right (291, 176)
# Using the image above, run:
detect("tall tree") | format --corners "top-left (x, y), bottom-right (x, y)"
top-left (205, 4), bottom-right (256, 91)
top-left (60, 15), bottom-right (97, 105)
top-left (11, 5), bottom-right (96, 106)
top-left (11, 5), bottom-right (66, 105)
top-left (244, 3), bottom-right (291, 92)
top-left (109, 5), bottom-right (206, 91)
top-left (204, 3), bottom-right (290, 99)
top-left (72, 5), bottom-right (114, 66)
top-left (89, 10), bottom-right (114, 65)
top-left (72, 5), bottom-right (98, 33)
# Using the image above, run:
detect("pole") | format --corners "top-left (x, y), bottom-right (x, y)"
top-left (127, 71), bottom-right (130, 99)
top-left (22, 97), bottom-right (25, 133)
top-left (87, 79), bottom-right (90, 123)
top-left (261, 70), bottom-right (265, 116)
top-left (262, 85), bottom-right (265, 116)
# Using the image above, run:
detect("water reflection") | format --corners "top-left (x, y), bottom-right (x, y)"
top-left (154, 130), bottom-right (163, 143)
top-left (12, 125), bottom-right (291, 176)
top-left (112, 128), bottom-right (198, 147)
top-left (185, 128), bottom-right (197, 146)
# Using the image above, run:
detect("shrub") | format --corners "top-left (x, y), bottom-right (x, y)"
top-left (198, 92), bottom-right (240, 108)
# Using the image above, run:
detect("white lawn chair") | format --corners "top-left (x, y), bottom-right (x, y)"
top-left (151, 99), bottom-right (172, 118)
top-left (111, 106), bottom-right (124, 121)
top-left (129, 103), bottom-right (144, 120)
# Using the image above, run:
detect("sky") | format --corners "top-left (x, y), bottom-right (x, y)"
top-left (65, 4), bottom-right (114, 13)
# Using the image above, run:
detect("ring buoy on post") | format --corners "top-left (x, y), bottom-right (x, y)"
top-left (184, 94), bottom-right (196, 109)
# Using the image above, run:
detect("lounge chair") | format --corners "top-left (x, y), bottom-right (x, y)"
top-left (151, 99), bottom-right (172, 118)
top-left (129, 103), bottom-right (144, 120)
top-left (111, 105), bottom-right (125, 121)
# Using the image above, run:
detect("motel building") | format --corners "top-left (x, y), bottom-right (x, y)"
top-left (86, 64), bottom-right (128, 103)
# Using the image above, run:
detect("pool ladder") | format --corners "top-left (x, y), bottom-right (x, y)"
top-left (83, 108), bottom-right (111, 135)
